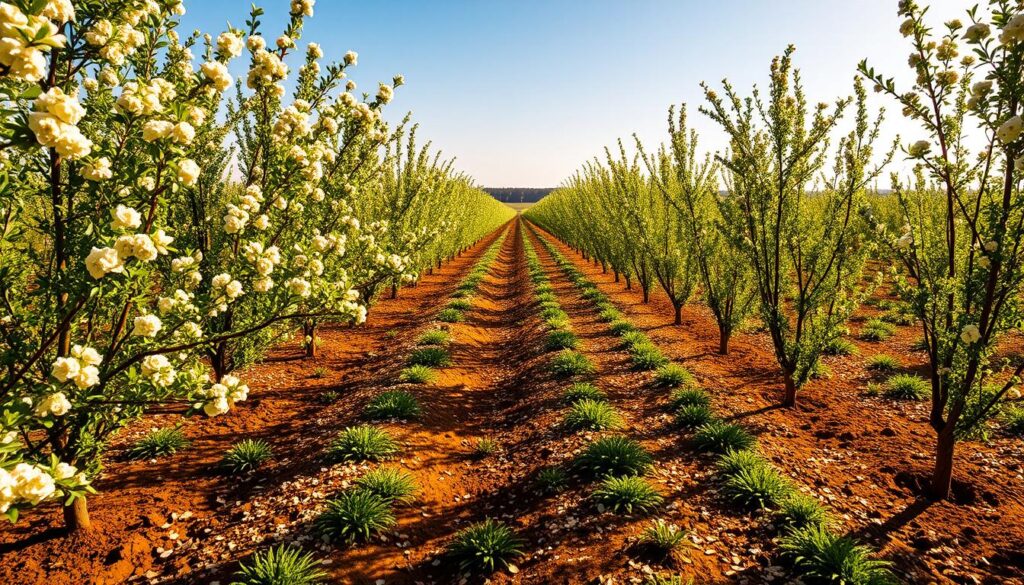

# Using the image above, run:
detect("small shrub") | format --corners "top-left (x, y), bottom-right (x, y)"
top-left (384, 329), bottom-right (399, 339)
top-left (865, 354), bottom-right (900, 371)
top-left (474, 436), bottom-right (499, 457)
top-left (311, 366), bottom-right (329, 379)
top-left (1003, 407), bottom-right (1024, 436)
top-left (592, 475), bottom-right (663, 514)
top-left (778, 492), bottom-right (829, 529)
top-left (417, 329), bottom-right (451, 346)
top-left (408, 347), bottom-right (451, 367)
top-left (318, 391), bottom-right (340, 404)
top-left (447, 299), bottom-right (473, 312)
top-left (674, 404), bottom-right (714, 428)
top-left (670, 387), bottom-right (710, 410)
top-left (327, 425), bottom-right (399, 462)
top-left (222, 439), bottom-right (273, 474)
top-left (546, 329), bottom-right (579, 351)
top-left (780, 524), bottom-right (895, 584)
top-left (809, 359), bottom-right (832, 380)
top-left (654, 364), bottom-right (693, 388)
top-left (541, 306), bottom-right (569, 322)
top-left (644, 575), bottom-right (691, 585)
top-left (630, 342), bottom-right (669, 370)
top-left (399, 365), bottom-right (435, 384)
top-left (233, 545), bottom-right (326, 585)
top-left (720, 462), bottom-right (792, 510)
top-left (609, 320), bottom-right (636, 336)
top-left (314, 490), bottom-right (396, 544)
top-left (564, 399), bottom-right (624, 431)
top-left (599, 307), bottom-right (623, 322)
top-left (535, 283), bottom-right (554, 295)
top-left (910, 337), bottom-right (929, 351)
top-left (564, 382), bottom-right (606, 403)
top-left (355, 467), bottom-right (418, 504)
top-left (639, 519), bottom-right (689, 557)
top-left (365, 390), bottom-right (422, 420)
top-left (545, 314), bottom-right (571, 330)
top-left (536, 292), bottom-right (557, 304)
top-left (693, 421), bottom-right (755, 454)
top-left (884, 374), bottom-right (928, 400)
top-left (581, 287), bottom-right (605, 301)
top-left (860, 319), bottom-right (896, 341)
top-left (881, 309), bottom-right (916, 326)
top-left (823, 337), bottom-right (858, 356)
top-left (125, 427), bottom-right (189, 460)
top-left (620, 330), bottom-right (650, 349)
top-left (550, 350), bottom-right (595, 377)
top-left (446, 519), bottom-right (525, 574)
top-left (715, 449), bottom-right (766, 476)
top-left (535, 466), bottom-right (568, 493)
top-left (576, 436), bottom-right (653, 477)
top-left (437, 308), bottom-right (464, 323)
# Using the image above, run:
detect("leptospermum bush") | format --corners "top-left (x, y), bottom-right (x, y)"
top-left (859, 0), bottom-right (1024, 499)
top-left (0, 0), bottom-right (510, 530)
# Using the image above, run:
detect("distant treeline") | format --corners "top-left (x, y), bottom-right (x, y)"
top-left (483, 187), bottom-right (555, 203)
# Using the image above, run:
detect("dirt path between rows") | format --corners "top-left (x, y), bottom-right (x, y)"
top-left (528, 222), bottom-right (1024, 585)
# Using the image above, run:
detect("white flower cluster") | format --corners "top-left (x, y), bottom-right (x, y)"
top-left (141, 354), bottom-right (176, 387)
top-left (247, 49), bottom-right (288, 93)
top-left (210, 273), bottom-right (244, 314)
top-left (290, 0), bottom-right (315, 17)
top-left (201, 61), bottom-right (232, 92)
top-left (0, 2), bottom-right (68, 82)
top-left (198, 375), bottom-right (249, 416)
top-left (244, 241), bottom-right (282, 292)
top-left (28, 87), bottom-right (91, 159)
top-left (48, 344), bottom-right (103, 394)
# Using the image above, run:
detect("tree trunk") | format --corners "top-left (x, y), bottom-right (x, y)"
top-left (613, 270), bottom-right (619, 283)
top-left (673, 303), bottom-right (682, 325)
top-left (64, 498), bottom-right (92, 532)
top-left (642, 287), bottom-right (650, 304)
top-left (718, 327), bottom-right (731, 355)
top-left (782, 371), bottom-right (797, 407)
top-left (211, 342), bottom-right (228, 382)
top-left (390, 284), bottom-right (397, 299)
top-left (930, 429), bottom-right (956, 500)
top-left (625, 274), bottom-right (632, 290)
top-left (303, 321), bottom-right (317, 359)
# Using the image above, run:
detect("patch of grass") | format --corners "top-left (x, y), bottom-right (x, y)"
top-left (592, 475), bottom-right (663, 514)
top-left (860, 319), bottom-right (896, 341)
top-left (408, 347), bottom-right (451, 367)
top-left (437, 308), bottom-right (464, 323)
top-left (125, 427), bottom-right (190, 460)
top-left (693, 421), bottom-right (756, 454)
top-left (446, 519), bottom-right (525, 574)
top-left (535, 466), bottom-right (568, 493)
top-left (474, 436), bottom-right (499, 457)
top-left (644, 575), bottom-right (691, 585)
top-left (417, 329), bottom-right (451, 346)
top-left (233, 545), bottom-right (326, 585)
top-left (581, 287), bottom-right (605, 301)
top-left (364, 390), bottom-right (422, 420)
top-left (314, 489), bottom-right (396, 544)
top-left (674, 404), bottom-right (714, 428)
top-left (541, 307), bottom-right (569, 323)
top-left (312, 366), bottom-right (329, 379)
top-left (639, 519), bottom-right (690, 558)
top-left (715, 449), bottom-right (765, 476)
top-left (1003, 407), bottom-right (1024, 436)
top-left (384, 329), bottom-right (399, 339)
top-left (884, 374), bottom-right (928, 400)
top-left (608, 320), bottom-right (636, 336)
top-left (447, 298), bottom-right (473, 312)
top-left (536, 292), bottom-right (557, 304)
top-left (629, 342), bottom-right (669, 370)
top-left (563, 382), bottom-right (606, 403)
top-left (865, 354), bottom-right (900, 372)
top-left (545, 314), bottom-right (571, 330)
top-left (576, 436), bottom-right (653, 477)
top-left (910, 337), bottom-right (929, 351)
top-left (599, 307), bottom-right (623, 322)
top-left (535, 283), bottom-right (554, 295)
top-left (222, 439), bottom-right (273, 474)
top-left (545, 329), bottom-right (579, 351)
top-left (720, 461), bottom-right (792, 510)
top-left (318, 390), bottom-right (340, 404)
top-left (327, 425), bottom-right (399, 462)
top-left (654, 364), bottom-right (694, 388)
top-left (620, 330), bottom-right (649, 349)
top-left (550, 350), bottom-right (595, 377)
top-left (780, 524), bottom-right (895, 585)
top-left (399, 365), bottom-right (436, 384)
top-left (881, 310), bottom-right (916, 326)
top-left (670, 387), bottom-right (711, 410)
top-left (778, 492), bottom-right (830, 529)
top-left (564, 399), bottom-right (624, 431)
top-left (809, 359), bottom-right (832, 380)
top-left (823, 337), bottom-right (858, 356)
top-left (355, 467), bottom-right (418, 504)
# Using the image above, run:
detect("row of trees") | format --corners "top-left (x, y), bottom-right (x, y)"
top-left (526, 0), bottom-right (1024, 501)
top-left (0, 0), bottom-right (513, 531)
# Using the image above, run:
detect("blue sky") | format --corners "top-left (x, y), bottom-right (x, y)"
top-left (180, 0), bottom-right (967, 187)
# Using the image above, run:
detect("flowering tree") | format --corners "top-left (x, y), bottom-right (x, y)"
top-left (859, 0), bottom-right (1024, 499)
top-left (701, 49), bottom-right (892, 407)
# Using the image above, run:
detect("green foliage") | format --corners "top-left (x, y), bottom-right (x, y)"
top-left (417, 329), bottom-right (451, 346)
top-left (693, 421), bottom-right (755, 453)
top-left (639, 519), bottom-right (690, 556)
top-left (535, 466), bottom-right (569, 493)
top-left (125, 428), bottom-right (190, 460)
top-left (719, 461), bottom-right (792, 510)
top-left (437, 308), bottom-right (465, 323)
top-left (314, 490), bottom-right (396, 545)
top-left (1004, 407), bottom-right (1024, 436)
top-left (408, 347), bottom-right (452, 367)
top-left (222, 439), bottom-right (274, 474)
top-left (629, 341), bottom-right (670, 370)
top-left (865, 354), bottom-right (900, 372)
top-left (674, 404), bottom-right (714, 428)
top-left (550, 350), bottom-right (595, 377)
top-left (232, 545), bottom-right (326, 585)
top-left (545, 329), bottom-right (579, 351)
top-left (884, 374), bottom-right (928, 400)
top-left (355, 467), bottom-right (418, 504)
top-left (823, 337), bottom-right (858, 356)
top-left (644, 575), bottom-right (692, 585)
top-left (564, 399), bottom-right (624, 431)
top-left (576, 436), bottom-right (653, 477)
top-left (779, 492), bottom-right (830, 529)
top-left (715, 449), bottom-right (766, 477)
top-left (620, 330), bottom-right (650, 349)
top-left (654, 364), bottom-right (694, 388)
top-left (474, 437), bottom-right (499, 457)
top-left (312, 367), bottom-right (329, 379)
top-left (327, 426), bottom-right (399, 462)
top-left (447, 299), bottom-right (473, 312)
top-left (563, 382), bottom-right (606, 403)
top-left (781, 524), bottom-right (895, 584)
top-left (446, 519), bottom-right (525, 574)
top-left (364, 390), bottom-right (422, 420)
top-left (599, 307), bottom-right (623, 322)
top-left (859, 319), bottom-right (896, 342)
top-left (592, 475), bottom-right (663, 514)
top-left (318, 391), bottom-right (341, 405)
top-left (399, 365), bottom-right (436, 384)
top-left (669, 387), bottom-right (710, 410)
top-left (609, 320), bottom-right (637, 336)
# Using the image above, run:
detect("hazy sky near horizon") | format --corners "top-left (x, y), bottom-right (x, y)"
top-left (180, 0), bottom-right (968, 187)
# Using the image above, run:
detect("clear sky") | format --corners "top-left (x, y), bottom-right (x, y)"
top-left (179, 0), bottom-right (968, 187)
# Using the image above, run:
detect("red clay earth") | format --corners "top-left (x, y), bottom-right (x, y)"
top-left (529, 222), bottom-right (1024, 585)
top-left (1, 216), bottom-right (1022, 585)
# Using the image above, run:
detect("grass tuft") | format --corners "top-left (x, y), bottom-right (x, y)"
top-left (314, 489), bottom-right (396, 544)
top-left (550, 350), bottom-right (596, 377)
top-left (563, 382), bottom-right (606, 403)
top-left (576, 436), bottom-right (653, 477)
top-left (408, 347), bottom-right (452, 368)
top-left (355, 467), bottom-right (418, 504)
top-left (417, 329), bottom-right (451, 346)
top-left (592, 475), bottom-right (663, 514)
top-left (446, 519), bottom-right (525, 574)
top-left (364, 390), bottom-right (422, 420)
top-left (693, 421), bottom-right (756, 454)
top-left (564, 399), bottom-right (624, 431)
top-left (884, 374), bottom-right (928, 400)
top-left (222, 438), bottom-right (273, 474)
top-left (545, 329), bottom-right (579, 351)
top-left (654, 364), bottom-right (694, 388)
top-left (436, 308), bottom-right (464, 323)
top-left (780, 524), bottom-right (895, 584)
top-left (865, 354), bottom-right (900, 372)
top-left (674, 404), bottom-right (714, 428)
top-left (398, 365), bottom-right (436, 384)
top-left (327, 425), bottom-right (399, 462)
top-left (126, 427), bottom-right (189, 460)
top-left (233, 545), bottom-right (326, 585)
